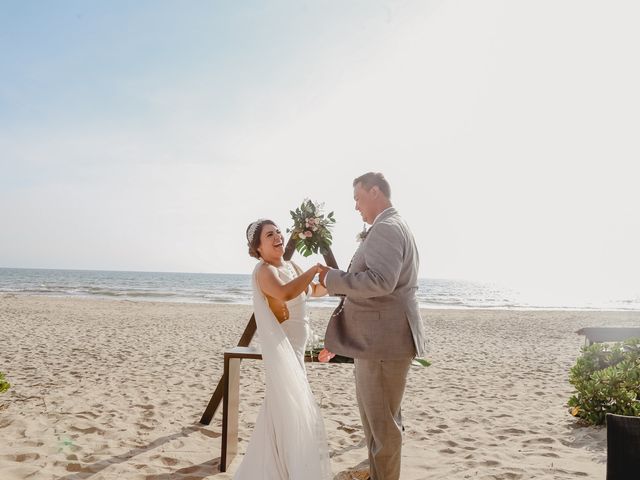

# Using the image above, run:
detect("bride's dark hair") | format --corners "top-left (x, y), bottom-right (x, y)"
top-left (246, 219), bottom-right (277, 259)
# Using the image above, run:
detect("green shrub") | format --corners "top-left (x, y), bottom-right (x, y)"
top-left (568, 337), bottom-right (640, 425)
top-left (0, 372), bottom-right (10, 394)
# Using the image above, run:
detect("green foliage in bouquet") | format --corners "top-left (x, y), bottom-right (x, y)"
top-left (0, 372), bottom-right (10, 394)
top-left (288, 199), bottom-right (336, 257)
top-left (568, 337), bottom-right (640, 425)
top-left (412, 358), bottom-right (432, 367)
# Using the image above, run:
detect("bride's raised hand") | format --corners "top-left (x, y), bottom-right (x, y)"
top-left (311, 263), bottom-right (330, 297)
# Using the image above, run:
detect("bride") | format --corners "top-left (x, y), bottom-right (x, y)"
top-left (234, 218), bottom-right (332, 480)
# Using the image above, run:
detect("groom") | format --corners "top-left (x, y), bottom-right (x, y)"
top-left (319, 172), bottom-right (426, 480)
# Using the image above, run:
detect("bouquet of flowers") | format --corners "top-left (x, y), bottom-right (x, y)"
top-left (305, 334), bottom-right (351, 363)
top-left (288, 199), bottom-right (336, 257)
top-left (304, 337), bottom-right (430, 366)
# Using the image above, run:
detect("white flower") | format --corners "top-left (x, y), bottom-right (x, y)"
top-left (356, 225), bottom-right (369, 243)
top-left (298, 232), bottom-right (307, 240)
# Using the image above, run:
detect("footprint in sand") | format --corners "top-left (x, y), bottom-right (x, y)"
top-left (65, 463), bottom-right (94, 473)
top-left (492, 413), bottom-right (512, 418)
top-left (337, 424), bottom-right (359, 434)
top-left (160, 456), bottom-right (179, 466)
top-left (494, 472), bottom-right (523, 480)
top-left (522, 437), bottom-right (556, 445)
top-left (75, 411), bottom-right (100, 419)
top-left (3, 453), bottom-right (40, 463)
top-left (460, 416), bottom-right (479, 424)
top-left (551, 468), bottom-right (589, 477)
top-left (198, 428), bottom-right (220, 439)
top-left (135, 422), bottom-right (154, 431)
top-left (70, 425), bottom-right (104, 435)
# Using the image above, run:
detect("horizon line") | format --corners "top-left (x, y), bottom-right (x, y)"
top-left (0, 265), bottom-right (482, 284)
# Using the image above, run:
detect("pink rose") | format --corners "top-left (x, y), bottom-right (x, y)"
top-left (304, 231), bottom-right (313, 238)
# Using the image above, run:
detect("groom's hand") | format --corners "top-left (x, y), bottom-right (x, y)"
top-left (317, 264), bottom-right (331, 287)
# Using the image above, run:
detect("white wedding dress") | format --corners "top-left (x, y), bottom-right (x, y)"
top-left (234, 260), bottom-right (332, 480)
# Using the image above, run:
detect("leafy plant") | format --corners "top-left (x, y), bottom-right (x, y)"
top-left (568, 337), bottom-right (640, 425)
top-left (287, 199), bottom-right (336, 257)
top-left (0, 372), bottom-right (10, 394)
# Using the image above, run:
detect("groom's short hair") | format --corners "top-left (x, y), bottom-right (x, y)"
top-left (353, 172), bottom-right (391, 199)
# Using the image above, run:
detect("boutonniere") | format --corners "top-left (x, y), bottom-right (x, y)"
top-left (356, 224), bottom-right (369, 243)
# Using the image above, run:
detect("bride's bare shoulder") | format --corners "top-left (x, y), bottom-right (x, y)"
top-left (256, 262), bottom-right (277, 278)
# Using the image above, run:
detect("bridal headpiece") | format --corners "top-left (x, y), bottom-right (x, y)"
top-left (247, 219), bottom-right (267, 244)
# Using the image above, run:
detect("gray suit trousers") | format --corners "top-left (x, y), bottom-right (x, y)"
top-left (355, 357), bottom-right (413, 480)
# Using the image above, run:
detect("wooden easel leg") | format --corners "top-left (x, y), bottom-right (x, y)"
top-left (200, 315), bottom-right (256, 425)
top-left (199, 376), bottom-right (224, 425)
top-left (220, 355), bottom-right (241, 472)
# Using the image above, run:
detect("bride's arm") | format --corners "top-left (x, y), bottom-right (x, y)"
top-left (256, 263), bottom-right (319, 301)
top-left (291, 261), bottom-right (327, 298)
top-left (310, 282), bottom-right (328, 297)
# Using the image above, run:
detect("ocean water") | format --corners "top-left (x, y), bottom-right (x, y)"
top-left (0, 267), bottom-right (639, 311)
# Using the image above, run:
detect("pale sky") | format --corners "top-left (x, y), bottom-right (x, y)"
top-left (1, 1), bottom-right (639, 298)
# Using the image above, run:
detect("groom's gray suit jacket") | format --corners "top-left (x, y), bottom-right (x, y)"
top-left (324, 207), bottom-right (426, 359)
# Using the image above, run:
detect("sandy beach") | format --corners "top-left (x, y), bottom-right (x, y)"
top-left (1, 294), bottom-right (639, 479)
